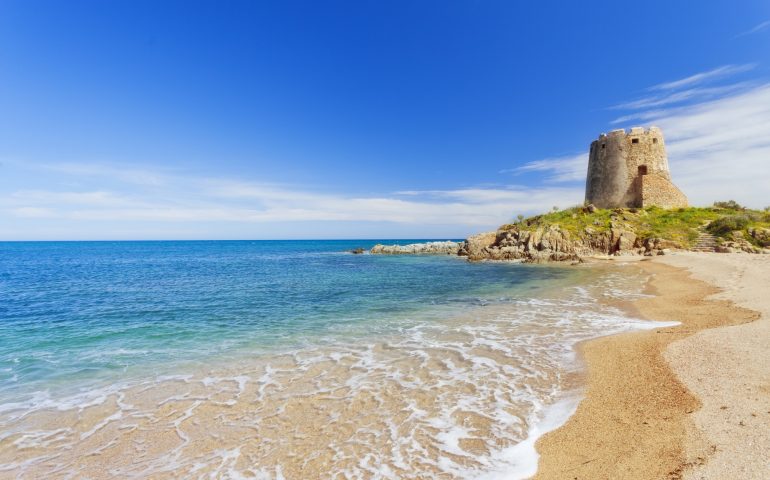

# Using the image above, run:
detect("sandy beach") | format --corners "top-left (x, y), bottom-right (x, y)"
top-left (533, 252), bottom-right (770, 479)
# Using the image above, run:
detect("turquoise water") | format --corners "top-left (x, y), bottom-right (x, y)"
top-left (0, 240), bottom-right (575, 400)
top-left (0, 241), bottom-right (670, 479)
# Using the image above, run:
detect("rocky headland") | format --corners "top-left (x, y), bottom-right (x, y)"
top-left (457, 217), bottom-right (678, 263)
top-left (370, 204), bottom-right (770, 263)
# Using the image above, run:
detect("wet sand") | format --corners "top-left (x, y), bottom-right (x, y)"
top-left (533, 253), bottom-right (768, 479)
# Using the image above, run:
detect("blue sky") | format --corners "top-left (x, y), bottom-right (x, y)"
top-left (1, 0), bottom-right (769, 240)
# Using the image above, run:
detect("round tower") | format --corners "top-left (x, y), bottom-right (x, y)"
top-left (585, 126), bottom-right (675, 208)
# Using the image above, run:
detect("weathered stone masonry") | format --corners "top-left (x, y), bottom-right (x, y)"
top-left (585, 126), bottom-right (687, 208)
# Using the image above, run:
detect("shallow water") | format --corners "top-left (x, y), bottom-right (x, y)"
top-left (0, 241), bottom-right (670, 478)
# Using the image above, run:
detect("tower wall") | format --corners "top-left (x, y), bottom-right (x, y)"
top-left (585, 129), bottom-right (630, 208)
top-left (585, 126), bottom-right (680, 208)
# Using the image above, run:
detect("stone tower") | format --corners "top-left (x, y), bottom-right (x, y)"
top-left (585, 126), bottom-right (687, 209)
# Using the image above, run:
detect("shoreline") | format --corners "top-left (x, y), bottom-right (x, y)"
top-left (531, 253), bottom-right (766, 479)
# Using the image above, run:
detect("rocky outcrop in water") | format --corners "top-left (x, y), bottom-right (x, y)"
top-left (370, 241), bottom-right (461, 255)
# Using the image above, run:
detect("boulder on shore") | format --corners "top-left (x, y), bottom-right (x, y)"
top-left (457, 232), bottom-right (497, 260)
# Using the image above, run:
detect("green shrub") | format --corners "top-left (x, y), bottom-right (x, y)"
top-left (713, 200), bottom-right (745, 210)
top-left (707, 215), bottom-right (751, 236)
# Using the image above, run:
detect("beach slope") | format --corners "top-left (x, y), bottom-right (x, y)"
top-left (533, 253), bottom-right (768, 479)
top-left (661, 253), bottom-right (770, 479)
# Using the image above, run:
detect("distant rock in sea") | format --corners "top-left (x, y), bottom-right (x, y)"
top-left (370, 241), bottom-right (461, 255)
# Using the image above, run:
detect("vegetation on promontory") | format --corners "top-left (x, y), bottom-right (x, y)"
top-left (458, 202), bottom-right (770, 263)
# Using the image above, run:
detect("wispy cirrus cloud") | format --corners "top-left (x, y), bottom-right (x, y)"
top-left (610, 82), bottom-right (752, 111)
top-left (736, 20), bottom-right (770, 37)
top-left (609, 64), bottom-right (758, 125)
top-left (10, 189), bottom-right (139, 207)
top-left (609, 64), bottom-right (757, 123)
top-left (504, 153), bottom-right (587, 183)
top-left (648, 64), bottom-right (756, 91)
top-left (41, 162), bottom-right (170, 187)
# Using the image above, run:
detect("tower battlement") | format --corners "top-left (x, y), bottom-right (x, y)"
top-left (585, 126), bottom-right (687, 209)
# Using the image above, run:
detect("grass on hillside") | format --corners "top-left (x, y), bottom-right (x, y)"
top-left (500, 202), bottom-right (770, 249)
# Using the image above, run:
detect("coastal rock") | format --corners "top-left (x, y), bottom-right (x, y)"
top-left (349, 248), bottom-right (365, 254)
top-left (717, 238), bottom-right (759, 254)
top-left (612, 228), bottom-right (637, 252)
top-left (657, 239), bottom-right (683, 250)
top-left (458, 232), bottom-right (497, 260)
top-left (455, 211), bottom-right (699, 263)
top-left (460, 225), bottom-right (581, 263)
top-left (749, 227), bottom-right (770, 247)
top-left (370, 241), bottom-right (461, 255)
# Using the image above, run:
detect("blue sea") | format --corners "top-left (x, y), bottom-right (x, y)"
top-left (0, 241), bottom-right (671, 479)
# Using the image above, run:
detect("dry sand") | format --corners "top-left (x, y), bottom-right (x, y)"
top-left (533, 253), bottom-right (769, 479)
top-left (660, 253), bottom-right (770, 479)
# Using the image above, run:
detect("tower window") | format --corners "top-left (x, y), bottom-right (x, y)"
top-left (638, 165), bottom-right (648, 175)
top-left (601, 143), bottom-right (606, 149)
top-left (631, 138), bottom-right (639, 144)
top-left (653, 138), bottom-right (658, 143)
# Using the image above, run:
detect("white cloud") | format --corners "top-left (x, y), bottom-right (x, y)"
top-left (611, 83), bottom-right (752, 111)
top-left (648, 64), bottom-right (755, 91)
top-left (609, 65), bottom-right (757, 124)
top-left (0, 166), bottom-right (583, 236)
top-left (736, 20), bottom-right (770, 37)
top-left (40, 162), bottom-right (170, 187)
top-left (11, 207), bottom-right (56, 218)
top-left (508, 153), bottom-right (587, 183)
top-left (9, 190), bottom-right (139, 207)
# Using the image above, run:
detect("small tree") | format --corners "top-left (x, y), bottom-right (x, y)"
top-left (552, 206), bottom-right (559, 212)
top-left (516, 214), bottom-right (524, 224)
